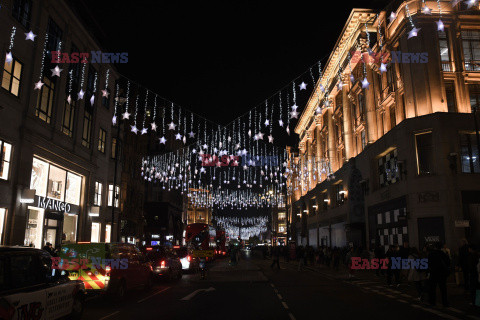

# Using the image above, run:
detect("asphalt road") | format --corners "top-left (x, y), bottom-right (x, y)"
top-left (82, 251), bottom-right (473, 320)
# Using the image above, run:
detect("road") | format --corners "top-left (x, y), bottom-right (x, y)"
top-left (82, 250), bottom-right (476, 320)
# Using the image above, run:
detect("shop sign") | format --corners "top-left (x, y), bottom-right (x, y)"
top-left (455, 220), bottom-right (470, 227)
top-left (35, 196), bottom-right (77, 214)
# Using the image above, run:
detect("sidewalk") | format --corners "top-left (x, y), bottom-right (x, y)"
top-left (277, 258), bottom-right (479, 319)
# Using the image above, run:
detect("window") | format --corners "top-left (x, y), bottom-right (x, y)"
top-left (0, 140), bottom-right (12, 180)
top-left (358, 93), bottom-right (366, 121)
top-left (469, 84), bottom-right (480, 112)
top-left (1, 55), bottom-right (22, 96)
top-left (111, 138), bottom-right (117, 159)
top-left (82, 110), bottom-right (93, 148)
top-left (44, 19), bottom-right (63, 75)
top-left (378, 149), bottom-right (400, 187)
top-left (361, 130), bottom-right (366, 150)
top-left (35, 77), bottom-right (55, 123)
top-left (446, 82), bottom-right (457, 112)
top-left (389, 105), bottom-right (396, 129)
top-left (415, 132), bottom-right (434, 175)
top-left (386, 64), bottom-right (395, 92)
top-left (12, 0), bottom-right (32, 29)
top-left (98, 128), bottom-right (106, 153)
top-left (47, 165), bottom-right (66, 201)
top-left (94, 181), bottom-right (103, 206)
top-left (438, 30), bottom-right (452, 72)
top-left (278, 212), bottom-right (286, 220)
top-left (10, 254), bottom-right (43, 289)
top-left (108, 184), bottom-right (120, 207)
top-left (460, 134), bottom-right (480, 173)
top-left (91, 222), bottom-right (101, 243)
top-left (0, 208), bottom-right (6, 245)
top-left (62, 99), bottom-right (75, 137)
top-left (65, 172), bottom-right (82, 206)
top-left (462, 30), bottom-right (480, 72)
top-left (334, 184), bottom-right (345, 206)
top-left (105, 224), bottom-right (111, 243)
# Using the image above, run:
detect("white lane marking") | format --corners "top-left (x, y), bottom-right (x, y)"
top-left (282, 302), bottom-right (289, 309)
top-left (99, 311), bottom-right (120, 320)
top-left (180, 287), bottom-right (215, 301)
top-left (289, 313), bottom-right (296, 320)
top-left (138, 287), bottom-right (171, 303)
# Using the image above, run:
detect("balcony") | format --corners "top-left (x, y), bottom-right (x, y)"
top-left (441, 61), bottom-right (453, 72)
top-left (465, 60), bottom-right (480, 72)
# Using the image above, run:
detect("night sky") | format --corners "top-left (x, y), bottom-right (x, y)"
top-left (77, 0), bottom-right (388, 128)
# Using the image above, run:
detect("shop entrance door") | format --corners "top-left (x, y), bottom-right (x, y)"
top-left (43, 210), bottom-right (64, 248)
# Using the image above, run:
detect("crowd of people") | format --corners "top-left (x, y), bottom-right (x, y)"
top-left (266, 240), bottom-right (480, 309)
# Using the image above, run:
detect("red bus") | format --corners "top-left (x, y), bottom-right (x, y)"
top-left (185, 223), bottom-right (215, 251)
top-left (215, 229), bottom-right (226, 255)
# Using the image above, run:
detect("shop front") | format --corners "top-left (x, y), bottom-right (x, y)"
top-left (24, 157), bottom-right (82, 249)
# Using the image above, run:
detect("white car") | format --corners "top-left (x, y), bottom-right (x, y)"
top-left (0, 247), bottom-right (86, 320)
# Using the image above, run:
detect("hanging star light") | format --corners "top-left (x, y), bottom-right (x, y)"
top-left (350, 74), bottom-right (355, 84)
top-left (422, 5), bottom-right (431, 14)
top-left (291, 104), bottom-right (298, 111)
top-left (51, 66), bottom-right (62, 77)
top-left (112, 116), bottom-right (117, 125)
top-left (78, 89), bottom-right (85, 100)
top-left (175, 133), bottom-right (182, 140)
top-left (102, 89), bottom-right (110, 97)
top-left (278, 119), bottom-right (284, 127)
top-left (467, 0), bottom-right (477, 8)
top-left (319, 84), bottom-right (325, 93)
top-left (268, 135), bottom-right (274, 143)
top-left (122, 110), bottom-right (131, 119)
top-left (89, 95), bottom-right (95, 106)
top-left (436, 19), bottom-right (444, 32)
top-left (188, 131), bottom-right (195, 138)
top-left (202, 144), bottom-right (208, 149)
top-left (183, 136), bottom-right (187, 144)
top-left (389, 12), bottom-right (396, 23)
top-left (315, 106), bottom-right (322, 114)
top-left (151, 122), bottom-right (157, 131)
top-left (290, 110), bottom-right (299, 119)
top-left (380, 63), bottom-right (387, 73)
top-left (168, 122), bottom-right (176, 130)
top-left (257, 132), bottom-right (264, 140)
top-left (67, 95), bottom-right (72, 104)
top-left (286, 126), bottom-right (290, 135)
top-left (264, 119), bottom-right (270, 126)
top-left (254, 134), bottom-right (259, 141)
top-left (25, 31), bottom-right (36, 41)
top-left (337, 80), bottom-right (343, 91)
top-left (141, 128), bottom-right (148, 135)
top-left (34, 80), bottom-right (44, 90)
top-left (5, 52), bottom-right (13, 64)
top-left (130, 125), bottom-right (138, 134)
top-left (361, 77), bottom-right (370, 89)
top-left (248, 129), bottom-right (252, 137)
top-left (299, 82), bottom-right (307, 90)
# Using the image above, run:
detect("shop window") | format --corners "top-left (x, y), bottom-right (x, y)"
top-left (108, 184), bottom-right (120, 207)
top-left (0, 140), bottom-right (12, 180)
top-left (82, 110), bottom-right (93, 148)
top-left (461, 133), bottom-right (480, 173)
top-left (1, 55), bottom-right (22, 96)
top-left (415, 132), bottom-right (434, 175)
top-left (94, 181), bottom-right (103, 206)
top-left (47, 165), bottom-right (66, 201)
top-left (12, 0), bottom-right (32, 29)
top-left (65, 172), bottom-right (82, 206)
top-left (30, 158), bottom-right (49, 196)
top-left (438, 30), bottom-right (452, 72)
top-left (98, 128), bottom-right (107, 153)
top-left (91, 222), bottom-right (101, 243)
top-left (378, 149), bottom-right (400, 187)
top-left (24, 207), bottom-right (44, 248)
top-left (63, 214), bottom-right (77, 244)
top-left (0, 208), bottom-right (5, 245)
top-left (61, 99), bottom-right (75, 137)
top-left (105, 224), bottom-right (111, 243)
top-left (462, 30), bottom-right (480, 72)
top-left (35, 76), bottom-right (55, 123)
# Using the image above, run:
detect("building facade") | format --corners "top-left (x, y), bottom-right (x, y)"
top-left (288, 1), bottom-right (480, 252)
top-left (0, 0), bottom-right (124, 248)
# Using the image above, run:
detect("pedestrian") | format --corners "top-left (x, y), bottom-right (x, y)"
top-left (270, 246), bottom-right (280, 270)
top-left (408, 247), bottom-right (428, 301)
top-left (43, 242), bottom-right (54, 256)
top-left (459, 239), bottom-right (469, 289)
top-left (427, 242), bottom-right (450, 307)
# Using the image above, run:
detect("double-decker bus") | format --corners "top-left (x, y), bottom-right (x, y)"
top-left (185, 223), bottom-right (215, 251)
top-left (215, 229), bottom-right (226, 256)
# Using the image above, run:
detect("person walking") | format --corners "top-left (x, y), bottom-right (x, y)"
top-left (408, 248), bottom-right (428, 301)
top-left (270, 246), bottom-right (281, 270)
top-left (428, 242), bottom-right (451, 307)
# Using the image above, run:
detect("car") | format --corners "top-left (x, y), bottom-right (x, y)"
top-left (0, 246), bottom-right (86, 320)
top-left (144, 246), bottom-right (182, 281)
top-left (174, 246), bottom-right (199, 272)
top-left (59, 242), bottom-right (153, 298)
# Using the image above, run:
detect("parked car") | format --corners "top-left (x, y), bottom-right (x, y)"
top-left (144, 246), bottom-right (182, 280)
top-left (0, 246), bottom-right (86, 320)
top-left (59, 242), bottom-right (153, 298)
top-left (174, 246), bottom-right (199, 272)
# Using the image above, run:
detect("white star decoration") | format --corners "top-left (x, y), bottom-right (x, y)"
top-left (159, 137), bottom-right (167, 144)
top-left (151, 122), bottom-right (157, 131)
top-left (361, 77), bottom-right (370, 89)
top-left (122, 111), bottom-right (131, 119)
top-left (264, 119), bottom-right (270, 126)
top-left (175, 133), bottom-right (182, 140)
top-left (389, 12), bottom-right (396, 23)
top-left (290, 110), bottom-right (299, 119)
top-left (112, 116), bottom-right (117, 125)
top-left (291, 104), bottom-right (298, 111)
top-left (337, 81), bottom-right (343, 91)
top-left (320, 84), bottom-right (325, 93)
top-left (408, 27), bottom-right (420, 39)
top-left (51, 66), bottom-right (63, 77)
top-left (248, 129), bottom-right (252, 137)
top-left (278, 119), bottom-right (284, 127)
top-left (189, 131), bottom-right (195, 138)
top-left (350, 74), bottom-right (355, 84)
top-left (102, 90), bottom-right (110, 98)
top-left (5, 52), bottom-right (13, 64)
top-left (286, 126), bottom-right (290, 135)
top-left (380, 63), bottom-right (387, 74)
top-left (437, 20), bottom-right (444, 32)
top-left (316, 107), bottom-right (322, 114)
top-left (467, 0), bottom-right (477, 8)
top-left (130, 125), bottom-right (138, 134)
top-left (268, 135), bottom-right (274, 143)
top-left (202, 144), bottom-right (208, 149)
top-left (299, 82), bottom-right (307, 90)
top-left (89, 95), bottom-right (95, 106)
top-left (67, 95), bottom-right (72, 104)
top-left (235, 143), bottom-right (241, 150)
top-left (34, 80), bottom-right (44, 90)
top-left (257, 132), bottom-right (264, 140)
top-left (141, 128), bottom-right (148, 135)
top-left (78, 89), bottom-right (85, 100)
top-left (422, 5), bottom-right (431, 14)
top-left (25, 31), bottom-right (37, 41)
top-left (168, 122), bottom-right (176, 130)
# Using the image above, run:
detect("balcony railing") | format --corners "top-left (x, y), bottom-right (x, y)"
top-left (465, 60), bottom-right (480, 72)
top-left (441, 61), bottom-right (452, 72)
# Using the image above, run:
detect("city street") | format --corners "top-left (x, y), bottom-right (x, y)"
top-left (82, 252), bottom-right (479, 320)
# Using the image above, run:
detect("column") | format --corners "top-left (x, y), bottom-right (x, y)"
top-left (327, 107), bottom-right (337, 173)
top-left (361, 37), bottom-right (378, 144)
top-left (299, 142), bottom-right (306, 196)
top-left (306, 131), bottom-right (314, 190)
top-left (315, 115), bottom-right (323, 181)
top-left (342, 74), bottom-right (353, 161)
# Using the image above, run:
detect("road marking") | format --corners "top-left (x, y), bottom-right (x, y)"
top-left (289, 313), bottom-right (296, 320)
top-left (99, 311), bottom-right (120, 320)
top-left (282, 302), bottom-right (289, 309)
top-left (397, 299), bottom-right (407, 303)
top-left (137, 287), bottom-right (171, 303)
top-left (180, 287), bottom-right (215, 301)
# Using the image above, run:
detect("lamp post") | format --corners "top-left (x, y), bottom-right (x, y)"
top-left (113, 95), bottom-right (127, 242)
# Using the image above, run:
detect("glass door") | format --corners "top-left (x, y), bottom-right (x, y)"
top-left (25, 207), bottom-right (45, 248)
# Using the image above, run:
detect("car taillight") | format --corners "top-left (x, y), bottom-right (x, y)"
top-left (105, 266), bottom-right (111, 276)
top-left (187, 255), bottom-right (191, 262)
top-left (160, 260), bottom-right (166, 268)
